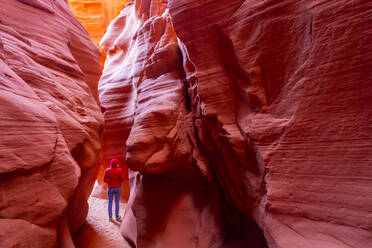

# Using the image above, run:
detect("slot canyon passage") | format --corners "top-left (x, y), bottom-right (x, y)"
top-left (0, 0), bottom-right (371, 247)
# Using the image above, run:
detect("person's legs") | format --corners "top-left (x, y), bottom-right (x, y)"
top-left (114, 186), bottom-right (121, 219)
top-left (107, 187), bottom-right (114, 220)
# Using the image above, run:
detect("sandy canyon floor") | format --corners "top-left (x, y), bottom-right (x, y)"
top-left (74, 197), bottom-right (131, 248)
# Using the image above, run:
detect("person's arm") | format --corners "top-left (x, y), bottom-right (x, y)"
top-left (103, 169), bottom-right (109, 184)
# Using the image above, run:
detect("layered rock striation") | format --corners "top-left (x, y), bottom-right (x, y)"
top-left (99, 0), bottom-right (372, 247)
top-left (68, 0), bottom-right (132, 200)
top-left (0, 0), bottom-right (103, 247)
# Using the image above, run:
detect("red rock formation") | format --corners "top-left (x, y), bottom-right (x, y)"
top-left (68, 0), bottom-right (130, 67)
top-left (100, 0), bottom-right (372, 247)
top-left (68, 0), bottom-right (132, 201)
top-left (168, 0), bottom-right (372, 247)
top-left (99, 1), bottom-right (265, 247)
top-left (0, 0), bottom-right (103, 247)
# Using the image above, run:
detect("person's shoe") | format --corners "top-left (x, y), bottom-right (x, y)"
top-left (109, 217), bottom-right (113, 222)
top-left (116, 215), bottom-right (121, 221)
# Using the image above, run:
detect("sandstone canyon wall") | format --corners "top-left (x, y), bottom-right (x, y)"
top-left (99, 0), bottom-right (372, 247)
top-left (69, 0), bottom-right (131, 67)
top-left (0, 0), bottom-right (103, 247)
top-left (68, 0), bottom-right (132, 200)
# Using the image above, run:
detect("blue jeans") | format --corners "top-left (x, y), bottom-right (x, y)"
top-left (107, 186), bottom-right (121, 218)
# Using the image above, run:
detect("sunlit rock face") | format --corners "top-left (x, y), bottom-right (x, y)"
top-left (68, 0), bottom-right (130, 67)
top-left (69, 0), bottom-right (131, 201)
top-left (100, 0), bottom-right (372, 247)
top-left (0, 0), bottom-right (103, 247)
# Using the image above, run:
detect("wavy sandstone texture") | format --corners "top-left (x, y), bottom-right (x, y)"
top-left (68, 0), bottom-right (132, 200)
top-left (99, 0), bottom-right (372, 247)
top-left (0, 0), bottom-right (103, 247)
top-left (68, 0), bottom-right (130, 67)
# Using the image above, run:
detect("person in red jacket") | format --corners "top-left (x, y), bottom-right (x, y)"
top-left (103, 158), bottom-right (123, 221)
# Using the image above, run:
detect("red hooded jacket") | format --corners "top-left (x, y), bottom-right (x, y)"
top-left (103, 159), bottom-right (124, 188)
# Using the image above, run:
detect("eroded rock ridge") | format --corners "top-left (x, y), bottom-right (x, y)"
top-left (0, 0), bottom-right (103, 246)
top-left (100, 0), bottom-right (372, 247)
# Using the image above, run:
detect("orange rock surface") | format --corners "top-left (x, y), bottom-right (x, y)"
top-left (68, 0), bottom-right (130, 67)
top-left (68, 0), bottom-right (132, 201)
top-left (0, 0), bottom-right (103, 247)
top-left (99, 0), bottom-right (372, 247)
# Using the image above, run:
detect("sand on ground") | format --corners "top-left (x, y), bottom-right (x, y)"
top-left (74, 197), bottom-right (131, 248)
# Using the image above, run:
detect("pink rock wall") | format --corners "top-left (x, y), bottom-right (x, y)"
top-left (0, 0), bottom-right (103, 247)
top-left (100, 0), bottom-right (372, 247)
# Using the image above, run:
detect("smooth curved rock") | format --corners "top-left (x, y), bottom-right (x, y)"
top-left (100, 0), bottom-right (372, 247)
top-left (0, 0), bottom-right (103, 246)
top-left (99, 0), bottom-right (267, 247)
top-left (68, 0), bottom-right (130, 67)
top-left (68, 0), bottom-right (133, 200)
top-left (0, 219), bottom-right (57, 248)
